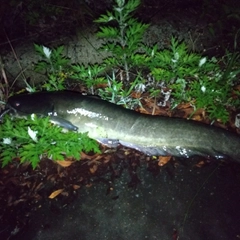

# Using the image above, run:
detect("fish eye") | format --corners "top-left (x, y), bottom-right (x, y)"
top-left (14, 102), bottom-right (21, 107)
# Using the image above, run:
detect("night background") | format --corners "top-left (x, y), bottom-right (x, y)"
top-left (0, 0), bottom-right (240, 239)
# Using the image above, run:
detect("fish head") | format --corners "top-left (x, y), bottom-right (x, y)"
top-left (6, 93), bottom-right (53, 117)
top-left (5, 92), bottom-right (78, 131)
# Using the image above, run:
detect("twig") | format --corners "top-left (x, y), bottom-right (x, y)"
top-left (4, 30), bottom-right (34, 91)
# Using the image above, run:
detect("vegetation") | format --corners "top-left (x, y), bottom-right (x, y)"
top-left (0, 115), bottom-right (100, 169)
top-left (0, 0), bottom-right (240, 168)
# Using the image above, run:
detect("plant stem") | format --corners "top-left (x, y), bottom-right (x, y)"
top-left (118, 4), bottom-right (130, 81)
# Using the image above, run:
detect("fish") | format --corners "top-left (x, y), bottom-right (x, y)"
top-left (3, 91), bottom-right (240, 162)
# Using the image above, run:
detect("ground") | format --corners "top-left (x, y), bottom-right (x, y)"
top-left (1, 150), bottom-right (240, 240)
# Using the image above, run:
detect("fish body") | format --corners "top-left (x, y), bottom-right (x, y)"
top-left (5, 91), bottom-right (240, 162)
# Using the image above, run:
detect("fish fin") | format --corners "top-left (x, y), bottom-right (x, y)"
top-left (49, 116), bottom-right (78, 131)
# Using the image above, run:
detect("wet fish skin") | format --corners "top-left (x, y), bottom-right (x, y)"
top-left (5, 91), bottom-right (240, 162)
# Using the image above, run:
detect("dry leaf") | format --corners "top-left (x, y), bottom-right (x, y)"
top-left (47, 174), bottom-right (56, 182)
top-left (81, 152), bottom-right (95, 160)
top-left (61, 191), bottom-right (69, 197)
top-left (72, 185), bottom-right (81, 190)
top-left (34, 194), bottom-right (42, 200)
top-left (177, 102), bottom-right (192, 109)
top-left (158, 156), bottom-right (171, 166)
top-left (95, 83), bottom-right (108, 89)
top-left (89, 164), bottom-right (98, 174)
top-left (56, 160), bottom-right (74, 167)
top-left (138, 107), bottom-right (151, 114)
top-left (90, 155), bottom-right (103, 163)
top-left (130, 91), bottom-right (142, 99)
top-left (48, 189), bottom-right (64, 199)
top-left (191, 108), bottom-right (205, 121)
top-left (12, 198), bottom-right (26, 206)
top-left (79, 177), bottom-right (84, 182)
top-left (103, 155), bottom-right (111, 164)
top-left (195, 160), bottom-right (206, 168)
top-left (34, 182), bottom-right (44, 191)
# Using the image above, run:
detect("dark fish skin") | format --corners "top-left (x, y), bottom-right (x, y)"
top-left (5, 91), bottom-right (240, 162)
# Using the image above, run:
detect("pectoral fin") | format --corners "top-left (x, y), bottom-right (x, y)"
top-left (49, 116), bottom-right (78, 131)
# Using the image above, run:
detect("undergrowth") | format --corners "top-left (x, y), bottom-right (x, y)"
top-left (0, 0), bottom-right (240, 168)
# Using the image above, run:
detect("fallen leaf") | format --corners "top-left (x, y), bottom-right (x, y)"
top-left (90, 155), bottom-right (104, 163)
top-left (95, 83), bottom-right (108, 89)
top-left (130, 91), bottom-right (142, 99)
top-left (59, 172), bottom-right (66, 178)
top-left (33, 193), bottom-right (42, 200)
top-left (195, 160), bottom-right (206, 168)
top-left (72, 185), bottom-right (81, 190)
top-left (56, 160), bottom-right (74, 167)
top-left (103, 155), bottom-right (111, 163)
top-left (191, 108), bottom-right (205, 121)
top-left (3, 169), bottom-right (9, 174)
top-left (47, 174), bottom-right (56, 182)
top-left (89, 164), bottom-right (98, 174)
top-left (138, 107), bottom-right (151, 115)
top-left (81, 152), bottom-right (95, 160)
top-left (177, 102), bottom-right (192, 109)
top-left (158, 156), bottom-right (171, 166)
top-left (12, 198), bottom-right (26, 206)
top-left (61, 191), bottom-right (69, 197)
top-left (34, 182), bottom-right (44, 191)
top-left (48, 189), bottom-right (64, 199)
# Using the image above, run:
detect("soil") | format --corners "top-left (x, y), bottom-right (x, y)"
top-left (1, 151), bottom-right (240, 240)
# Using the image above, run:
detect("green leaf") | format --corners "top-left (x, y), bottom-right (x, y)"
top-left (97, 26), bottom-right (119, 38)
top-left (0, 115), bottom-right (100, 168)
top-left (94, 11), bottom-right (115, 23)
